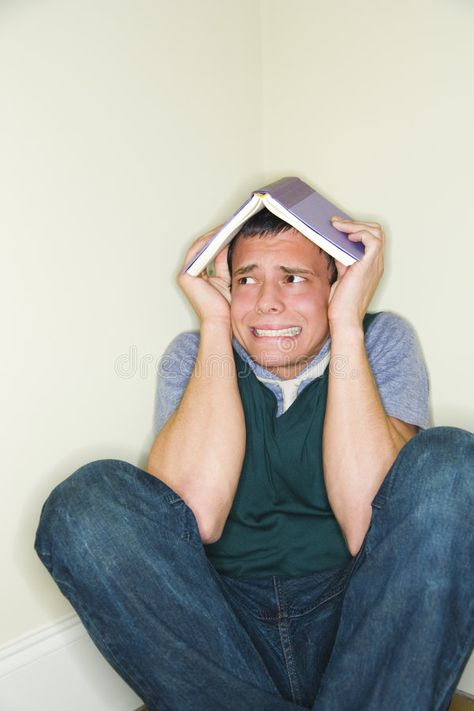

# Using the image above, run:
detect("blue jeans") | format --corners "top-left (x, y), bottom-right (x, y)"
top-left (35, 427), bottom-right (474, 710)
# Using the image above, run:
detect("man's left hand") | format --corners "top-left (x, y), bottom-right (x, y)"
top-left (327, 218), bottom-right (385, 328)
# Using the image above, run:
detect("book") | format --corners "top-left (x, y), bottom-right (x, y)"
top-left (184, 176), bottom-right (364, 276)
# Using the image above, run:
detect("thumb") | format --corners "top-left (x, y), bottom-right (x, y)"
top-left (334, 259), bottom-right (347, 279)
top-left (329, 280), bottom-right (338, 304)
top-left (328, 260), bottom-right (347, 304)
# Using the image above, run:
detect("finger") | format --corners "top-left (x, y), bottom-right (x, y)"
top-left (344, 229), bottom-right (385, 256)
top-left (214, 244), bottom-right (231, 280)
top-left (182, 235), bottom-right (214, 267)
top-left (331, 218), bottom-right (384, 236)
top-left (331, 217), bottom-right (384, 240)
top-left (181, 224), bottom-right (225, 271)
top-left (329, 281), bottom-right (337, 304)
top-left (334, 259), bottom-right (348, 278)
top-left (346, 219), bottom-right (382, 229)
top-left (331, 216), bottom-right (382, 229)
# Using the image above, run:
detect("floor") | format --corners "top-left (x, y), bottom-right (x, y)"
top-left (450, 694), bottom-right (474, 711)
top-left (138, 691), bottom-right (474, 710)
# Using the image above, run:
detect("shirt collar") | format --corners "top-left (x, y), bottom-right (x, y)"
top-left (231, 335), bottom-right (331, 382)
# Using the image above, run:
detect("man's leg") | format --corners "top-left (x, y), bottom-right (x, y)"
top-left (313, 426), bottom-right (474, 711)
top-left (34, 459), bottom-right (302, 711)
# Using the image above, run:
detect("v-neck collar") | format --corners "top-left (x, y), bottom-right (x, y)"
top-left (232, 336), bottom-right (331, 415)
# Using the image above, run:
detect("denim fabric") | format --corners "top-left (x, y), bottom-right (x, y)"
top-left (35, 427), bottom-right (474, 710)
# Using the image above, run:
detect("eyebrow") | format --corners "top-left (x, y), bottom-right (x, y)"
top-left (232, 264), bottom-right (317, 277)
top-left (232, 263), bottom-right (258, 277)
top-left (280, 265), bottom-right (317, 276)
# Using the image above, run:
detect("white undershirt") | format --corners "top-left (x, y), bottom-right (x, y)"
top-left (255, 352), bottom-right (331, 413)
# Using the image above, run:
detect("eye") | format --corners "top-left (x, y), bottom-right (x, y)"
top-left (285, 274), bottom-right (305, 283)
top-left (237, 276), bottom-right (257, 285)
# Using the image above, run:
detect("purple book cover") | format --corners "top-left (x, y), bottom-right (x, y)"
top-left (256, 177), bottom-right (365, 260)
top-left (185, 177), bottom-right (364, 273)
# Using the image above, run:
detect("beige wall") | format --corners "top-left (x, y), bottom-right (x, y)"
top-left (0, 0), bottom-right (262, 644)
top-left (260, 0), bottom-right (474, 430)
top-left (1, 0), bottom-right (473, 672)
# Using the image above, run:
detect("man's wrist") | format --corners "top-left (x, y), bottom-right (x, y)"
top-left (328, 317), bottom-right (364, 344)
top-left (200, 318), bottom-right (233, 339)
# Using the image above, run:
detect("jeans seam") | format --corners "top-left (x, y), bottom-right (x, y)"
top-left (167, 496), bottom-right (202, 549)
top-left (273, 576), bottom-right (303, 705)
top-left (289, 583), bottom-right (347, 618)
top-left (164, 492), bottom-right (184, 504)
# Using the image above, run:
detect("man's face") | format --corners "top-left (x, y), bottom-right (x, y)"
top-left (230, 229), bottom-right (332, 380)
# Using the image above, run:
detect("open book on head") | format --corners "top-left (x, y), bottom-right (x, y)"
top-left (184, 176), bottom-right (365, 276)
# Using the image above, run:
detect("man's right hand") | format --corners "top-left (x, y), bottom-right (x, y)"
top-left (177, 227), bottom-right (232, 325)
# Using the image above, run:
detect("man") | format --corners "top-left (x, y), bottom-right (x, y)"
top-left (35, 208), bottom-right (473, 710)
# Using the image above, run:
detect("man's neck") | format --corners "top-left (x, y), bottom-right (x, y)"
top-left (232, 335), bottom-right (331, 382)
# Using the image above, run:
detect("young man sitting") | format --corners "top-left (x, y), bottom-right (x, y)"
top-left (35, 208), bottom-right (474, 711)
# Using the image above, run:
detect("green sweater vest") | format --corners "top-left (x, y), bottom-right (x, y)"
top-left (205, 313), bottom-right (379, 578)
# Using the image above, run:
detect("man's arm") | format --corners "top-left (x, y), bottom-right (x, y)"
top-left (323, 218), bottom-right (419, 556)
top-left (147, 232), bottom-right (245, 544)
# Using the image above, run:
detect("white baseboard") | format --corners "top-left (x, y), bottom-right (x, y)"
top-left (0, 614), bottom-right (142, 711)
top-left (1, 613), bottom-right (473, 710)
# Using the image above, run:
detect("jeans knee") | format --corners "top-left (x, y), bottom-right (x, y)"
top-left (34, 459), bottom-right (195, 576)
top-left (368, 429), bottom-right (474, 564)
top-left (414, 425), bottom-right (473, 451)
top-left (394, 426), bottom-right (474, 507)
top-left (35, 459), bottom-right (136, 565)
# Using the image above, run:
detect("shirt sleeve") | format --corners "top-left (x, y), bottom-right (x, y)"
top-left (365, 311), bottom-right (431, 430)
top-left (153, 331), bottom-right (200, 436)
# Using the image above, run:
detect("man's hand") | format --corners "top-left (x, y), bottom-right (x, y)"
top-left (178, 227), bottom-right (231, 326)
top-left (328, 218), bottom-right (385, 328)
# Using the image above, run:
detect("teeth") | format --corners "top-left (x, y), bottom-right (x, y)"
top-left (254, 327), bottom-right (301, 337)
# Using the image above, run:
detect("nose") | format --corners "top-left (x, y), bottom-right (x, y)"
top-left (255, 281), bottom-right (284, 314)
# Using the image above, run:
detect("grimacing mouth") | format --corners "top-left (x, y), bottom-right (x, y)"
top-left (251, 326), bottom-right (302, 338)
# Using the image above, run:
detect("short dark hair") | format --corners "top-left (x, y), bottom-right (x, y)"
top-left (227, 207), bottom-right (337, 285)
